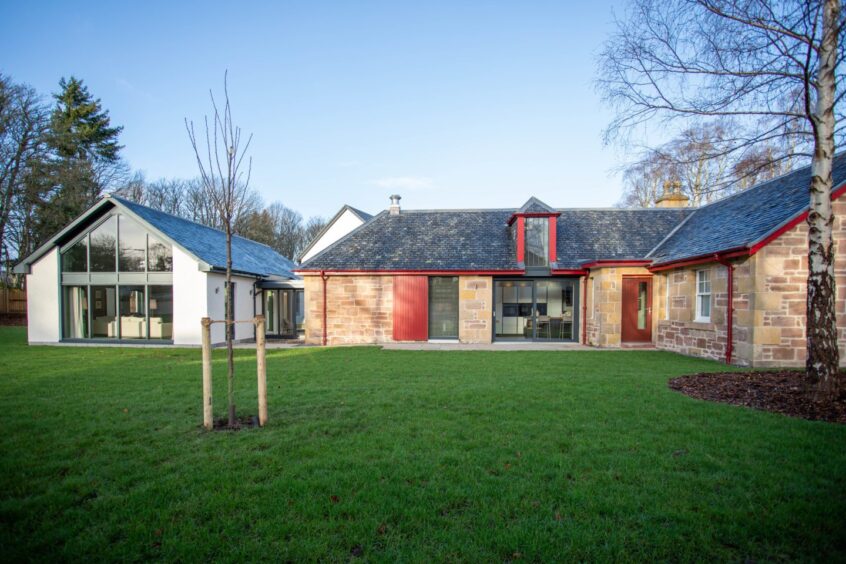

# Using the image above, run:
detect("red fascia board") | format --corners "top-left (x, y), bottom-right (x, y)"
top-left (297, 269), bottom-right (526, 276)
top-left (581, 260), bottom-right (652, 269)
top-left (507, 211), bottom-right (562, 226)
top-left (647, 247), bottom-right (749, 272)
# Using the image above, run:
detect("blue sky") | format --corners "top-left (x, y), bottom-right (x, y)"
top-left (2, 0), bottom-right (633, 219)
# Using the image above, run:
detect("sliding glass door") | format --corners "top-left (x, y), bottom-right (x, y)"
top-left (494, 279), bottom-right (579, 342)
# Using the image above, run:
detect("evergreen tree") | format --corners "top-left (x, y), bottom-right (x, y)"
top-left (31, 77), bottom-right (124, 244)
top-left (49, 77), bottom-right (122, 162)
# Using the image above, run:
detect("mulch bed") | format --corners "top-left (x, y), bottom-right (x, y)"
top-left (669, 371), bottom-right (846, 424)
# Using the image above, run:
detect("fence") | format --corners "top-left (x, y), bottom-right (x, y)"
top-left (0, 288), bottom-right (26, 315)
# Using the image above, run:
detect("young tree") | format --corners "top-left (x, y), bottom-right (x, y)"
top-left (599, 0), bottom-right (845, 399)
top-left (186, 73), bottom-right (253, 427)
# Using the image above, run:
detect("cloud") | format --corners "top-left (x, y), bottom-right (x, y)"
top-left (371, 176), bottom-right (434, 191)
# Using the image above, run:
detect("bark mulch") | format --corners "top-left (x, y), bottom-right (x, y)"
top-left (669, 371), bottom-right (846, 424)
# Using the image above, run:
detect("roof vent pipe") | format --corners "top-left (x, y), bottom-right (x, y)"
top-left (389, 194), bottom-right (401, 215)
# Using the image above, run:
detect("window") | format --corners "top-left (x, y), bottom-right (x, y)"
top-left (62, 286), bottom-right (89, 338)
top-left (119, 286), bottom-right (147, 338)
top-left (664, 274), bottom-right (670, 320)
top-left (696, 269), bottom-right (711, 321)
top-left (118, 215), bottom-right (147, 271)
top-left (89, 216), bottom-right (117, 272)
top-left (148, 233), bottom-right (173, 272)
top-left (148, 286), bottom-right (173, 339)
top-left (62, 238), bottom-right (88, 272)
top-left (428, 277), bottom-right (459, 339)
top-left (524, 217), bottom-right (549, 267)
top-left (62, 213), bottom-right (173, 274)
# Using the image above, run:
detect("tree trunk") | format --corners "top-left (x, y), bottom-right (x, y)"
top-left (806, 0), bottom-right (842, 401)
top-left (225, 226), bottom-right (236, 426)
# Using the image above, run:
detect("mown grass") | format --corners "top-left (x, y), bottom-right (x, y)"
top-left (0, 327), bottom-right (844, 561)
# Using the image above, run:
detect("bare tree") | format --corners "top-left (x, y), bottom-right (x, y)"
top-left (0, 77), bottom-right (47, 273)
top-left (185, 72), bottom-right (253, 427)
top-left (599, 0), bottom-right (844, 398)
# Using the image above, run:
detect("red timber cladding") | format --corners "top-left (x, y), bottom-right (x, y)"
top-left (516, 217), bottom-right (525, 263)
top-left (393, 276), bottom-right (428, 341)
top-left (548, 216), bottom-right (557, 263)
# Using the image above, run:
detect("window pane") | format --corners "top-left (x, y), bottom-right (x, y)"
top-left (62, 286), bottom-right (88, 338)
top-left (118, 215), bottom-right (146, 272)
top-left (637, 281), bottom-right (647, 329)
top-left (62, 238), bottom-right (88, 272)
top-left (148, 286), bottom-right (173, 340)
top-left (700, 294), bottom-right (711, 319)
top-left (119, 285), bottom-right (147, 338)
top-left (428, 277), bottom-right (458, 338)
top-left (91, 286), bottom-right (117, 337)
top-left (295, 290), bottom-right (305, 332)
top-left (524, 217), bottom-right (549, 267)
top-left (89, 216), bottom-right (117, 272)
top-left (148, 233), bottom-right (173, 272)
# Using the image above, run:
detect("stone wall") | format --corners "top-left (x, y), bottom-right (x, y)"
top-left (458, 276), bottom-right (493, 343)
top-left (654, 196), bottom-right (846, 367)
top-left (585, 266), bottom-right (654, 347)
top-left (747, 197), bottom-right (846, 367)
top-left (656, 263), bottom-right (733, 363)
top-left (303, 275), bottom-right (393, 345)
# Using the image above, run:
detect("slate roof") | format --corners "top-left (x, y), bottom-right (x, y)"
top-left (301, 155), bottom-right (846, 273)
top-left (112, 196), bottom-right (298, 278)
top-left (648, 152), bottom-right (846, 265)
top-left (347, 206), bottom-right (373, 221)
top-left (556, 209), bottom-right (692, 267)
top-left (299, 207), bottom-right (692, 271)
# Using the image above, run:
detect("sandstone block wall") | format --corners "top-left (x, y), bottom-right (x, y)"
top-left (458, 276), bottom-right (493, 343)
top-left (303, 275), bottom-right (393, 345)
top-left (585, 266), bottom-right (654, 348)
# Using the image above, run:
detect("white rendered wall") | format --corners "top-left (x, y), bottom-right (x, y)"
top-left (300, 209), bottom-right (364, 262)
top-left (205, 272), bottom-right (257, 344)
top-left (26, 248), bottom-right (60, 344)
top-left (172, 246), bottom-right (209, 346)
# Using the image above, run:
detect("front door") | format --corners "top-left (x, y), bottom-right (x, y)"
top-left (621, 277), bottom-right (652, 343)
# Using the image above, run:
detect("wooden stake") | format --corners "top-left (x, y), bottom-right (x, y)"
top-left (201, 317), bottom-right (213, 430)
top-left (255, 315), bottom-right (268, 426)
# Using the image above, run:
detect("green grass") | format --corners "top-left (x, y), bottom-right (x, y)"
top-left (0, 328), bottom-right (844, 562)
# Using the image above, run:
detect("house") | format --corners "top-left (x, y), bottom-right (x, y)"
top-left (14, 194), bottom-right (303, 346)
top-left (299, 205), bottom-right (372, 263)
top-left (297, 156), bottom-right (846, 367)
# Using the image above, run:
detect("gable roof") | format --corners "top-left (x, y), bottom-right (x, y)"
top-left (648, 152), bottom-right (846, 265)
top-left (300, 152), bottom-right (846, 274)
top-left (298, 205), bottom-right (692, 272)
top-left (15, 195), bottom-right (298, 279)
top-left (517, 196), bottom-right (557, 214)
top-left (296, 204), bottom-right (373, 262)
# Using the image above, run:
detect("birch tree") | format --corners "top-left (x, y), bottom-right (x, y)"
top-left (599, 0), bottom-right (845, 399)
top-left (186, 72), bottom-right (253, 426)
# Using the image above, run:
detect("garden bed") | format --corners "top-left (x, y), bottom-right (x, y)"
top-left (669, 371), bottom-right (846, 424)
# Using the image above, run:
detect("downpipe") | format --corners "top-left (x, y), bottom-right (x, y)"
top-left (321, 270), bottom-right (329, 346)
top-left (714, 254), bottom-right (734, 365)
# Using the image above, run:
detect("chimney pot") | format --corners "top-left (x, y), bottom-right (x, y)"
top-left (389, 194), bottom-right (401, 215)
top-left (655, 179), bottom-right (689, 208)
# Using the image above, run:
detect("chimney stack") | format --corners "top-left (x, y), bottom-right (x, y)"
top-left (389, 194), bottom-right (402, 215)
top-left (655, 180), bottom-right (689, 208)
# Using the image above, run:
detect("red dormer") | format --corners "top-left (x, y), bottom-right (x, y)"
top-left (508, 197), bottom-right (560, 268)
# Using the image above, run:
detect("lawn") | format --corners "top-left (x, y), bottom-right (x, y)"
top-left (0, 328), bottom-right (844, 562)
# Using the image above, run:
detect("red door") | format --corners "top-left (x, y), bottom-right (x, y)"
top-left (621, 277), bottom-right (652, 343)
top-left (393, 276), bottom-right (428, 341)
